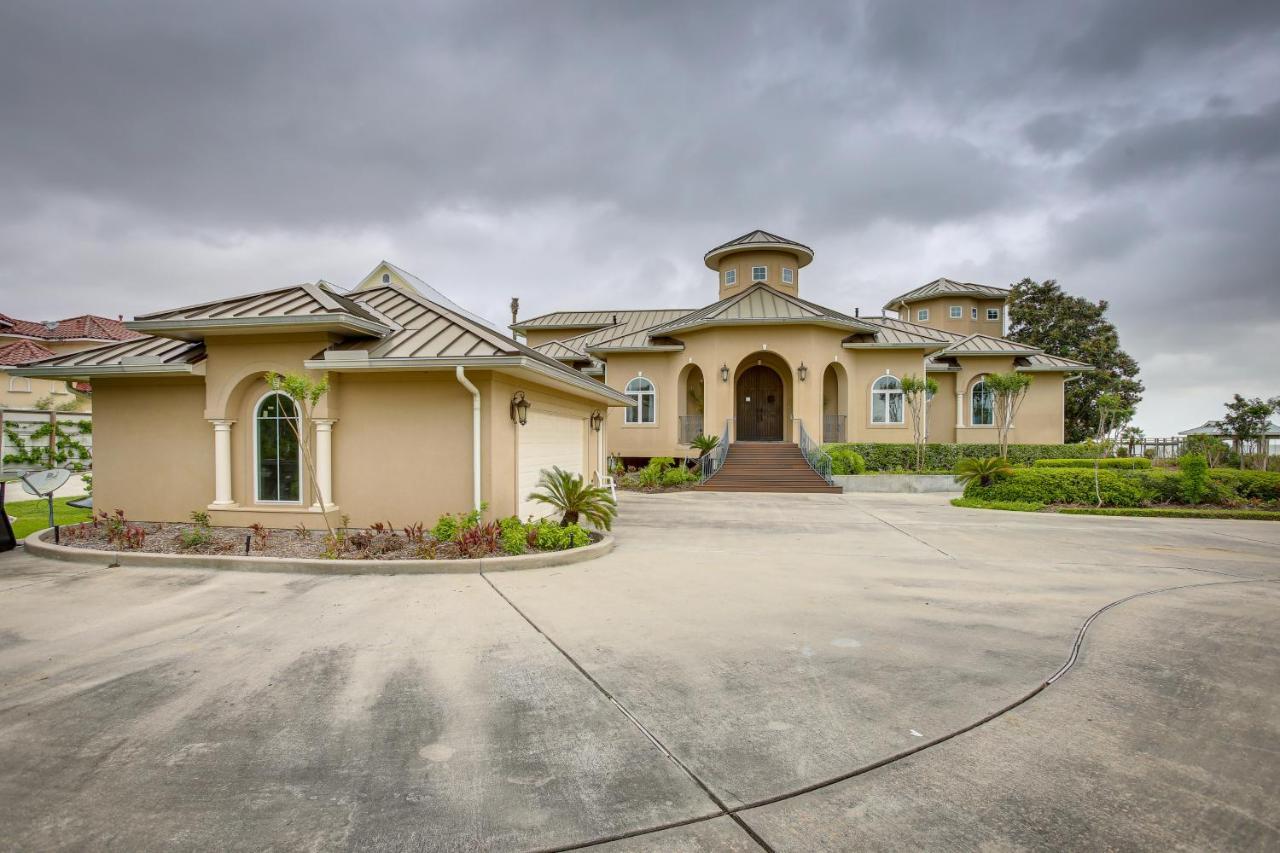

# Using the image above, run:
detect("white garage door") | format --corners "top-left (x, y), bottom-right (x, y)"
top-left (518, 411), bottom-right (586, 520)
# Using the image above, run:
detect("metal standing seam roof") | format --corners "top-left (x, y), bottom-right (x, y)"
top-left (937, 333), bottom-right (1042, 356)
top-left (1017, 353), bottom-right (1094, 371)
top-left (511, 308), bottom-right (693, 332)
top-left (702, 229), bottom-right (815, 268)
top-left (1179, 420), bottom-right (1280, 437)
top-left (15, 334), bottom-right (205, 370)
top-left (847, 316), bottom-right (956, 346)
top-left (134, 281), bottom-right (385, 327)
top-left (533, 339), bottom-right (592, 361)
top-left (645, 284), bottom-right (878, 337)
top-left (882, 277), bottom-right (1011, 310)
top-left (369, 261), bottom-right (504, 333)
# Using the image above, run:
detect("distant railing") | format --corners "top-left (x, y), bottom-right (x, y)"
top-left (795, 419), bottom-right (834, 485)
top-left (823, 414), bottom-right (847, 444)
top-left (678, 414), bottom-right (704, 445)
top-left (698, 419), bottom-right (731, 482)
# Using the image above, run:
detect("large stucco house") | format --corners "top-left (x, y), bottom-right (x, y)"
top-left (15, 263), bottom-right (630, 528)
top-left (515, 230), bottom-right (1091, 462)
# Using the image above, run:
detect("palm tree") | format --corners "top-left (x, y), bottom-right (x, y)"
top-left (953, 456), bottom-right (1013, 488)
top-left (690, 434), bottom-right (720, 458)
top-left (529, 467), bottom-right (618, 529)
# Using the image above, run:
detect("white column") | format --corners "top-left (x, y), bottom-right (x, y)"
top-left (313, 419), bottom-right (335, 509)
top-left (210, 419), bottom-right (236, 506)
top-left (955, 393), bottom-right (964, 429)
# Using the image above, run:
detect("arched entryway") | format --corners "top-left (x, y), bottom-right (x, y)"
top-left (735, 362), bottom-right (788, 441)
top-left (677, 363), bottom-right (705, 443)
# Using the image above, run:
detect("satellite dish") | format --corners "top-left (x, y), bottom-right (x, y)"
top-left (20, 468), bottom-right (72, 498)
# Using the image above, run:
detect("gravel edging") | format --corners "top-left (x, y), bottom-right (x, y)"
top-left (23, 528), bottom-right (615, 575)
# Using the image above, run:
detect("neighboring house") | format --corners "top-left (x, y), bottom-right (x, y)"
top-left (1179, 420), bottom-right (1280, 455)
top-left (514, 230), bottom-right (1092, 460)
top-left (0, 312), bottom-right (142, 409)
top-left (15, 264), bottom-right (630, 528)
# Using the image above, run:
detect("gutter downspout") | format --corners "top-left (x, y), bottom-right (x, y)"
top-left (455, 366), bottom-right (482, 512)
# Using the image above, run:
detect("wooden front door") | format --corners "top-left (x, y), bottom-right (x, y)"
top-left (736, 365), bottom-right (784, 441)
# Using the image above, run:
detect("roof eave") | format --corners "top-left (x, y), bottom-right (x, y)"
top-left (585, 345), bottom-right (685, 354)
top-left (1016, 365), bottom-right (1095, 373)
top-left (10, 363), bottom-right (201, 379)
top-left (302, 353), bottom-right (633, 406)
top-left (127, 314), bottom-right (390, 341)
top-left (843, 342), bottom-right (952, 353)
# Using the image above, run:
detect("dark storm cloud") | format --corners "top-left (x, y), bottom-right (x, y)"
top-left (1, 0), bottom-right (1279, 432)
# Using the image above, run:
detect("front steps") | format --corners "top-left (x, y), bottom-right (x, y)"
top-left (695, 442), bottom-right (842, 493)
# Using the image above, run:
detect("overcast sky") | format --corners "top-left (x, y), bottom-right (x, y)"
top-left (2, 1), bottom-right (1278, 433)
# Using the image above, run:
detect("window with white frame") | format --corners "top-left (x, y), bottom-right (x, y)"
top-left (949, 305), bottom-right (962, 318)
top-left (871, 375), bottom-right (904, 424)
top-left (255, 392), bottom-right (302, 502)
top-left (987, 308), bottom-right (1000, 321)
top-left (624, 377), bottom-right (656, 424)
top-left (782, 268), bottom-right (794, 284)
top-left (971, 378), bottom-right (995, 426)
top-left (917, 308), bottom-right (929, 322)
top-left (8, 375), bottom-right (32, 393)
top-left (724, 269), bottom-right (736, 286)
top-left (751, 266), bottom-right (767, 282)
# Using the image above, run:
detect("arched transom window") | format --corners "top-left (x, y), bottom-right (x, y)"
top-left (871, 375), bottom-right (904, 424)
top-left (624, 377), bottom-right (656, 424)
top-left (255, 392), bottom-right (302, 502)
top-left (971, 378), bottom-right (995, 426)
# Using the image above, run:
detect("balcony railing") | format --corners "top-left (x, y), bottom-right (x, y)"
top-left (823, 414), bottom-right (847, 444)
top-left (678, 414), bottom-right (704, 444)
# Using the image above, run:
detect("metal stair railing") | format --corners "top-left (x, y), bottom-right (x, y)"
top-left (698, 418), bottom-right (732, 482)
top-left (795, 419), bottom-right (835, 485)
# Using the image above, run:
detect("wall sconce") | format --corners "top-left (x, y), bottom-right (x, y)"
top-left (797, 362), bottom-right (808, 382)
top-left (510, 391), bottom-right (530, 426)
top-left (720, 363), bottom-right (730, 382)
top-left (589, 410), bottom-right (604, 432)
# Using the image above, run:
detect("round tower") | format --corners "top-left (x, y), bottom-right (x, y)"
top-left (704, 230), bottom-right (814, 299)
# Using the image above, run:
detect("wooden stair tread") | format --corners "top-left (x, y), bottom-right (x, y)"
top-left (696, 442), bottom-right (840, 494)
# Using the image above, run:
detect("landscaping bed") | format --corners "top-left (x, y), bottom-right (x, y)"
top-left (951, 498), bottom-right (1280, 521)
top-left (617, 457), bottom-right (700, 492)
top-left (55, 508), bottom-right (602, 561)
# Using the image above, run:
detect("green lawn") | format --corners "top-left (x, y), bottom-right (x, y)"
top-left (4, 495), bottom-right (91, 539)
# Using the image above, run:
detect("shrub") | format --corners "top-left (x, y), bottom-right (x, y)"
top-left (1208, 469), bottom-right (1280, 502)
top-left (529, 467), bottom-right (617, 529)
top-left (1060, 507), bottom-right (1280, 521)
top-left (179, 528), bottom-right (213, 551)
top-left (964, 468), bottom-right (1145, 507)
top-left (529, 519), bottom-right (591, 550)
top-left (950, 497), bottom-right (1046, 512)
top-left (828, 447), bottom-right (866, 475)
top-left (458, 521), bottom-right (501, 558)
top-left (1033, 458), bottom-right (1151, 469)
top-left (431, 513), bottom-right (460, 543)
top-left (820, 442), bottom-right (1095, 472)
top-left (661, 466), bottom-right (698, 488)
top-left (189, 510), bottom-right (211, 528)
top-left (499, 517), bottom-right (526, 555)
top-left (1178, 454), bottom-right (1209, 504)
top-left (954, 456), bottom-right (1013, 488)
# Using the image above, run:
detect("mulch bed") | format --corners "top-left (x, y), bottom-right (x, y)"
top-left (55, 521), bottom-right (591, 561)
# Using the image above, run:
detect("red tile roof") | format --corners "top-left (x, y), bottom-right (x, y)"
top-left (0, 339), bottom-right (57, 366)
top-left (0, 312), bottom-right (144, 342)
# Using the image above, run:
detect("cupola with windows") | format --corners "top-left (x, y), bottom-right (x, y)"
top-left (704, 229), bottom-right (814, 299)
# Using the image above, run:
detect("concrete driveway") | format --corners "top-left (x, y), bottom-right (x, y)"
top-left (0, 493), bottom-right (1277, 851)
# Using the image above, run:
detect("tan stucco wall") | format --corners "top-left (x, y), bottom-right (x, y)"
top-left (950, 359), bottom-right (1066, 445)
top-left (898, 296), bottom-right (1007, 336)
top-left (713, 249), bottom-right (805, 299)
top-left (89, 378), bottom-right (212, 521)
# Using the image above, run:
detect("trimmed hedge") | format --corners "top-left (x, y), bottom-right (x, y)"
top-left (1033, 458), bottom-right (1151, 470)
top-left (828, 447), bottom-right (866, 475)
top-left (965, 466), bottom-right (1280, 508)
top-left (820, 443), bottom-right (1095, 472)
top-left (950, 497), bottom-right (1045, 512)
top-left (964, 468), bottom-right (1145, 507)
top-left (1060, 507), bottom-right (1280, 521)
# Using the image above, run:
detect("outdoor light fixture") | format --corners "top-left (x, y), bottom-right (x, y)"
top-left (510, 391), bottom-right (530, 426)
top-left (590, 410), bottom-right (604, 431)
top-left (798, 362), bottom-right (808, 382)
top-left (720, 363), bottom-right (730, 382)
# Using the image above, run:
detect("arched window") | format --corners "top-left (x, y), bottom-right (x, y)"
top-left (971, 378), bottom-right (995, 426)
top-left (624, 377), bottom-right (656, 424)
top-left (381, 273), bottom-right (391, 283)
top-left (871, 375), bottom-right (903, 424)
top-left (255, 392), bottom-right (301, 502)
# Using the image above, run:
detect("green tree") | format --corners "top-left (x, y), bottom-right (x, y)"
top-left (983, 371), bottom-right (1034, 459)
top-left (900, 375), bottom-right (938, 470)
top-left (1215, 394), bottom-right (1277, 470)
top-left (1091, 392), bottom-right (1133, 506)
top-left (1006, 278), bottom-right (1143, 443)
top-left (264, 371), bottom-right (334, 537)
